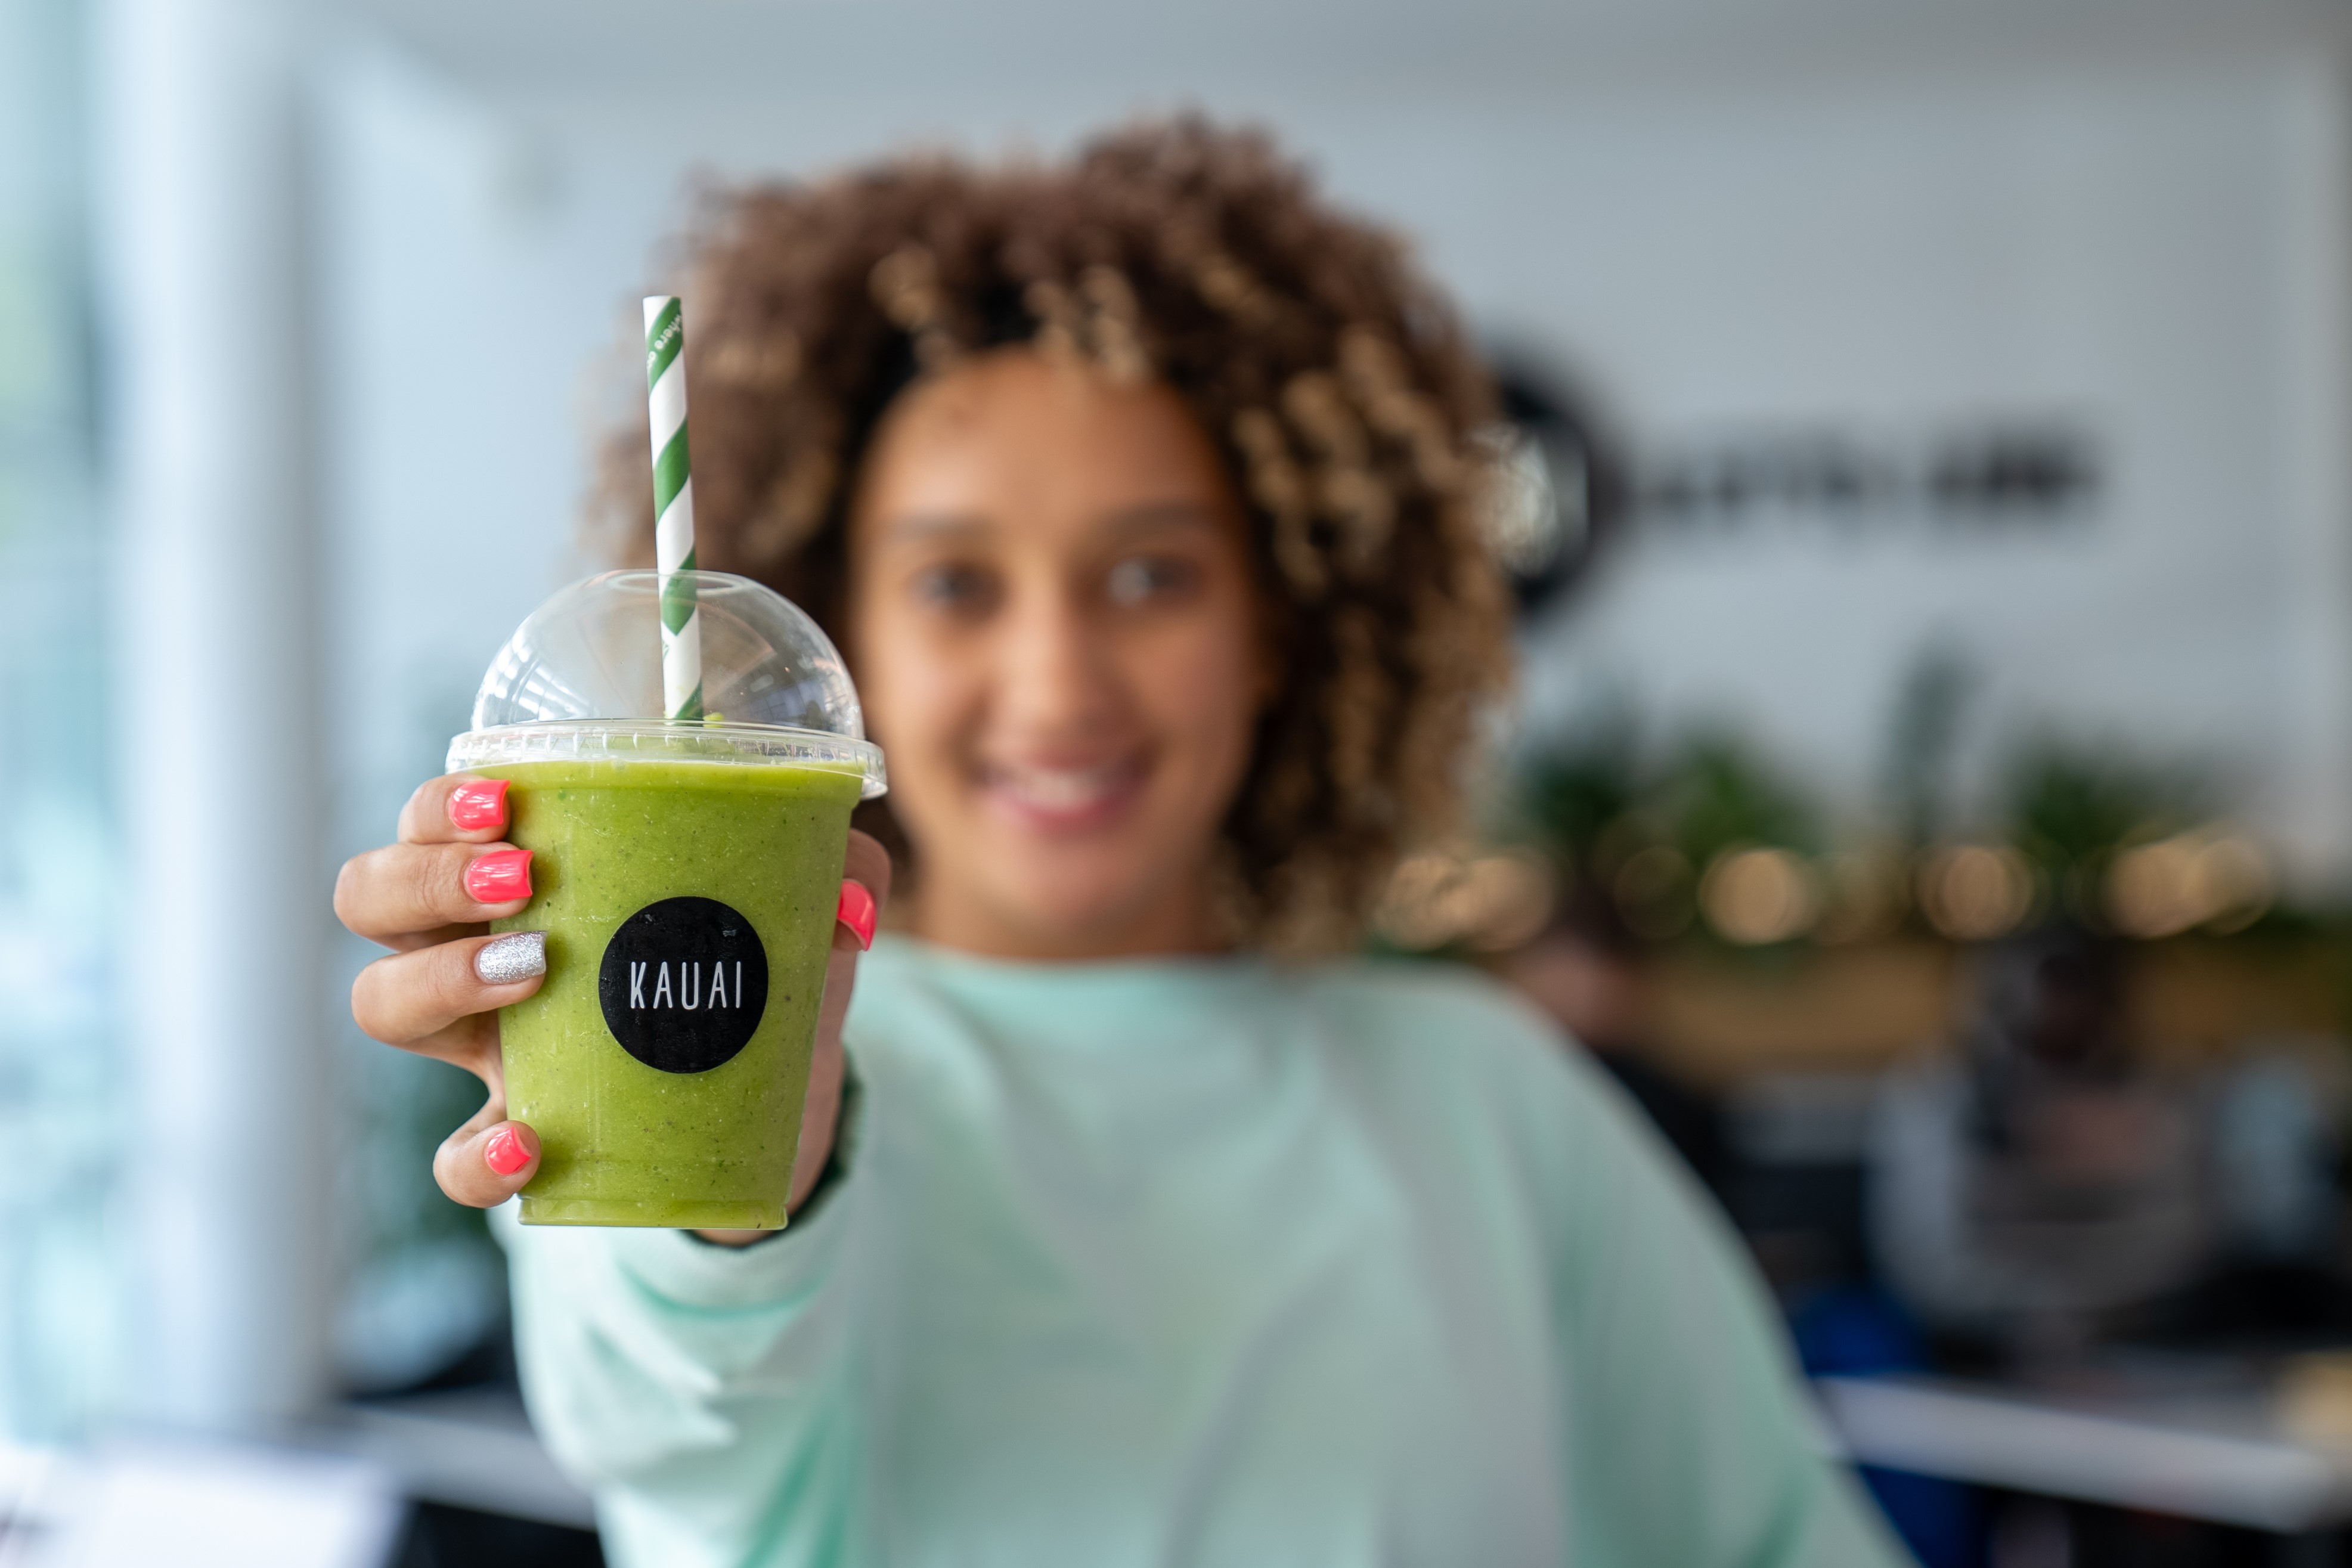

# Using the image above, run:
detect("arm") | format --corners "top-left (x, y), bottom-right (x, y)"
top-left (1535, 1049), bottom-right (1912, 1568)
top-left (499, 1141), bottom-right (867, 1567)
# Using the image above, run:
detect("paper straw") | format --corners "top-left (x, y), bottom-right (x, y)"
top-left (644, 295), bottom-right (703, 721)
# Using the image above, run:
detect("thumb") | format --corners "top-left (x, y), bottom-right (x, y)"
top-left (435, 1095), bottom-right (541, 1208)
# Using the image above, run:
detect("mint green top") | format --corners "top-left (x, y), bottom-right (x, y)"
top-left (497, 938), bottom-right (1907, 1568)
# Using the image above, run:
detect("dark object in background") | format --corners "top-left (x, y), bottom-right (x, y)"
top-left (1598, 1047), bottom-right (1729, 1196)
top-left (357, 1322), bottom-right (608, 1566)
top-left (1787, 1284), bottom-right (1982, 1568)
top-left (1507, 884), bottom-right (1727, 1192)
top-left (1995, 1493), bottom-right (2304, 1568)
top-left (1871, 927), bottom-right (2211, 1344)
top-left (2115, 1259), bottom-right (2352, 1351)
top-left (1635, 424), bottom-right (2100, 534)
top-left (1872, 924), bottom-right (2347, 1359)
top-left (1486, 361), bottom-right (1629, 620)
top-left (1961, 926), bottom-right (2133, 1149)
top-left (391, 1502), bottom-right (604, 1568)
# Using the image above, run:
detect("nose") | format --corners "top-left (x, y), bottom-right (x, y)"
top-left (994, 585), bottom-right (1121, 741)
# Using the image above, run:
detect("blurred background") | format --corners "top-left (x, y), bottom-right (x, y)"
top-left (7, 0), bottom-right (2352, 1563)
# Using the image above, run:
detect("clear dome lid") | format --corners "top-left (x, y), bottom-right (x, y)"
top-left (445, 570), bottom-right (886, 797)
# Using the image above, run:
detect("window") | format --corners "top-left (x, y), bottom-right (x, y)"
top-left (0, 0), bottom-right (120, 1439)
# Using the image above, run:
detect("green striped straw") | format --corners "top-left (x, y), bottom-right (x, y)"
top-left (644, 295), bottom-right (703, 721)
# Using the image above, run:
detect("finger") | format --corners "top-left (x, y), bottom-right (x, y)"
top-left (784, 835), bottom-right (891, 1211)
top-left (374, 1010), bottom-right (501, 1084)
top-left (834, 881), bottom-right (878, 953)
top-left (399, 774), bottom-right (513, 846)
top-left (335, 841), bottom-right (534, 946)
top-left (794, 887), bottom-right (885, 1203)
top-left (833, 829), bottom-right (893, 953)
top-left (435, 1095), bottom-right (541, 1208)
top-left (352, 931), bottom-right (546, 1056)
top-left (788, 940), bottom-right (859, 1211)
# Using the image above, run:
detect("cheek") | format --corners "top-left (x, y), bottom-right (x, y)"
top-left (854, 617), bottom-right (976, 819)
top-left (1135, 619), bottom-right (1262, 794)
top-left (867, 657), bottom-right (964, 755)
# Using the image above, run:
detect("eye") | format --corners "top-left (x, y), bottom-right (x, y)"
top-left (1105, 554), bottom-right (1197, 607)
top-left (911, 561), bottom-right (997, 615)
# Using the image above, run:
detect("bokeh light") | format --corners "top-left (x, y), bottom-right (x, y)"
top-left (1699, 846), bottom-right (1821, 946)
top-left (1917, 844), bottom-right (2037, 941)
top-left (2105, 827), bottom-right (2274, 938)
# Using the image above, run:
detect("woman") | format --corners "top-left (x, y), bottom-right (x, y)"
top-left (335, 120), bottom-right (1904, 1566)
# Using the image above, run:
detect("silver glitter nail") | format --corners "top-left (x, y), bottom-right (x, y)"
top-left (475, 931), bottom-right (546, 984)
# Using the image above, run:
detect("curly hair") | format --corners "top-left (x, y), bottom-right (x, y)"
top-left (589, 117), bottom-right (1511, 954)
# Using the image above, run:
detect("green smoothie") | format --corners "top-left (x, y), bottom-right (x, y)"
top-left (481, 756), bottom-right (863, 1228)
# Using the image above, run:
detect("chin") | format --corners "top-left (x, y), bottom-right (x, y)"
top-left (985, 853), bottom-right (1188, 949)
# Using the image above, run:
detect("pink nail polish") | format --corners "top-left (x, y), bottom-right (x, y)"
top-left (485, 1124), bottom-right (535, 1176)
top-left (448, 779), bottom-right (510, 832)
top-left (464, 848), bottom-right (533, 903)
top-left (836, 881), bottom-right (877, 950)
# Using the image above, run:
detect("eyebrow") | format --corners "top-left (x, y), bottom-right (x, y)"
top-left (875, 498), bottom-right (1224, 545)
top-left (875, 512), bottom-right (992, 546)
top-left (1101, 500), bottom-right (1223, 535)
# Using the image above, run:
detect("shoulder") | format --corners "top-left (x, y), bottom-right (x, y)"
top-left (1289, 959), bottom-right (1635, 1143)
top-left (1294, 957), bottom-right (1576, 1071)
top-left (1296, 961), bottom-right (1721, 1272)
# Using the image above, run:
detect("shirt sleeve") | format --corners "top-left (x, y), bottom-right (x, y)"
top-left (1511, 1020), bottom-right (1914, 1568)
top-left (495, 1138), bottom-right (867, 1567)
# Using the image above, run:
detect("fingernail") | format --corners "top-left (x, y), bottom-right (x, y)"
top-left (464, 848), bottom-right (532, 903)
top-left (474, 931), bottom-right (546, 984)
top-left (836, 880), bottom-right (877, 950)
top-left (484, 1124), bottom-right (537, 1177)
top-left (448, 779), bottom-right (510, 832)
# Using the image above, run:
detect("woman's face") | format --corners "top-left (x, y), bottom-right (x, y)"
top-left (845, 349), bottom-right (1265, 959)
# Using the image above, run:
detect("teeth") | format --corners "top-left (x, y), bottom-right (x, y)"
top-left (997, 764), bottom-right (1126, 811)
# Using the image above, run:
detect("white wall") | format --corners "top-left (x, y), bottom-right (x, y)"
top-left (1505, 56), bottom-right (2352, 876)
top-left (313, 10), bottom-right (2352, 884)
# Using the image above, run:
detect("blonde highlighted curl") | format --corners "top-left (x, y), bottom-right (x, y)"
top-left (590, 117), bottom-right (1511, 955)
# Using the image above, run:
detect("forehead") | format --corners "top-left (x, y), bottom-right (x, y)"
top-left (851, 349), bottom-right (1238, 534)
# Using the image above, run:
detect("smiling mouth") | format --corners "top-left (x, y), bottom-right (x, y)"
top-left (978, 756), bottom-right (1150, 832)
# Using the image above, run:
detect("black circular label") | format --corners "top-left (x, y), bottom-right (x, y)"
top-left (598, 897), bottom-right (769, 1074)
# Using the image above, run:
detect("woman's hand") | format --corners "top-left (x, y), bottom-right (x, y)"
top-left (333, 774), bottom-right (890, 1229)
top-left (701, 827), bottom-right (891, 1243)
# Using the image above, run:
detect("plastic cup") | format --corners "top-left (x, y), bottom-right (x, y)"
top-left (447, 571), bottom-right (885, 1228)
